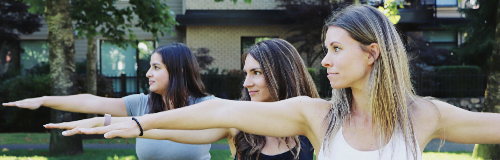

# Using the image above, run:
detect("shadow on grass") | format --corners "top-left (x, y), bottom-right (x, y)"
top-left (0, 149), bottom-right (137, 160)
top-left (0, 149), bottom-right (234, 160)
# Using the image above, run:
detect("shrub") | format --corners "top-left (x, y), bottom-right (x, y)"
top-left (434, 65), bottom-right (484, 97)
top-left (317, 68), bottom-right (332, 98)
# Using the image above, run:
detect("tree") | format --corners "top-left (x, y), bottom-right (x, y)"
top-left (472, 0), bottom-right (500, 159)
top-left (70, 0), bottom-right (176, 118)
top-left (452, 0), bottom-right (498, 70)
top-left (44, 0), bottom-right (82, 156)
top-left (0, 0), bottom-right (42, 78)
top-left (23, 0), bottom-right (177, 155)
top-left (277, 0), bottom-right (351, 67)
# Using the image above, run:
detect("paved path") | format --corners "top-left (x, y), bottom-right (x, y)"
top-left (0, 139), bottom-right (473, 152)
top-left (424, 139), bottom-right (475, 152)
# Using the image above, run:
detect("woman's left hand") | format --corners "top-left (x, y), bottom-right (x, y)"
top-left (79, 119), bottom-right (142, 139)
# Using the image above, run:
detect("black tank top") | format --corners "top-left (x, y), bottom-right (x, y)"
top-left (234, 136), bottom-right (314, 160)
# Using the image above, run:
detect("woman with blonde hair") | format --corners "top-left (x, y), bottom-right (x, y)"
top-left (53, 5), bottom-right (500, 160)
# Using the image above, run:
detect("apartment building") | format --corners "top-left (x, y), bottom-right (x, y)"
top-left (4, 0), bottom-right (469, 95)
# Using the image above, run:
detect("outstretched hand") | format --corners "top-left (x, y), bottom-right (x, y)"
top-left (78, 119), bottom-right (141, 139)
top-left (2, 97), bottom-right (44, 110)
top-left (44, 117), bottom-right (101, 136)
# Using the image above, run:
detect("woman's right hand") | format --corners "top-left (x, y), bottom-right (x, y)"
top-left (2, 97), bottom-right (45, 110)
top-left (44, 117), bottom-right (102, 136)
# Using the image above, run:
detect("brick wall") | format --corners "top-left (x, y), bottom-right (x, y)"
top-left (186, 25), bottom-right (289, 70)
top-left (186, 0), bottom-right (281, 10)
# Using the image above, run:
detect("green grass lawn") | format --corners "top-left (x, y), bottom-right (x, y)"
top-left (0, 133), bottom-right (486, 160)
top-left (0, 149), bottom-right (484, 160)
top-left (0, 133), bottom-right (135, 145)
top-left (0, 133), bottom-right (230, 145)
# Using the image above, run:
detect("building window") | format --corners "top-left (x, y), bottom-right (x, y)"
top-left (437, 0), bottom-right (457, 7)
top-left (241, 37), bottom-right (276, 68)
top-left (422, 30), bottom-right (457, 49)
top-left (20, 41), bottom-right (49, 74)
top-left (420, 0), bottom-right (458, 7)
top-left (0, 44), bottom-right (20, 77)
top-left (99, 40), bottom-right (155, 96)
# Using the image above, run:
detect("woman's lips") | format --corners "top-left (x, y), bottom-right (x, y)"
top-left (327, 73), bottom-right (339, 78)
top-left (149, 80), bottom-right (154, 85)
top-left (248, 91), bottom-right (258, 95)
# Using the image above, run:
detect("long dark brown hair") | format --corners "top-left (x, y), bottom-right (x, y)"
top-left (148, 43), bottom-right (207, 113)
top-left (235, 39), bottom-right (319, 160)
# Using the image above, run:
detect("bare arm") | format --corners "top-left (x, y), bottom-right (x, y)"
top-left (44, 117), bottom-right (135, 136)
top-left (79, 96), bottom-right (331, 148)
top-left (2, 94), bottom-right (127, 116)
top-left (143, 128), bottom-right (229, 144)
top-left (432, 100), bottom-right (500, 144)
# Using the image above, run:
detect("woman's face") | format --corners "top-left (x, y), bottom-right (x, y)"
top-left (321, 26), bottom-right (373, 90)
top-left (146, 53), bottom-right (170, 95)
top-left (243, 55), bottom-right (273, 102)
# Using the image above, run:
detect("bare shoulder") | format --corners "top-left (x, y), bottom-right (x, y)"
top-left (408, 98), bottom-right (442, 140)
top-left (410, 97), bottom-right (467, 140)
top-left (410, 98), bottom-right (442, 120)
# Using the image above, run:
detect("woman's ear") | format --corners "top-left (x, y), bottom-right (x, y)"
top-left (367, 43), bottom-right (380, 65)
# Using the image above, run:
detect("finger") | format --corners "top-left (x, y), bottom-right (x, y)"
top-left (79, 125), bottom-right (119, 135)
top-left (2, 102), bottom-right (19, 106)
top-left (44, 123), bottom-right (75, 130)
top-left (62, 128), bottom-right (81, 136)
top-left (104, 130), bottom-right (135, 139)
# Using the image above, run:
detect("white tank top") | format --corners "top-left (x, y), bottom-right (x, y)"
top-left (317, 127), bottom-right (422, 160)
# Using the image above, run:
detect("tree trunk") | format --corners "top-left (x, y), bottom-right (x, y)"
top-left (45, 0), bottom-right (83, 156)
top-left (86, 35), bottom-right (98, 118)
top-left (472, 1), bottom-right (500, 159)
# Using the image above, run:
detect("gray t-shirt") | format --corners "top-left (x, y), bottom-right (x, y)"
top-left (123, 93), bottom-right (216, 160)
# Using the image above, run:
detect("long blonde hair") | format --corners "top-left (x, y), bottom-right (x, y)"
top-left (322, 5), bottom-right (419, 159)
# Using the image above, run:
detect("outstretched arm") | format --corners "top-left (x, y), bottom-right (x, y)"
top-left (432, 100), bottom-right (500, 144)
top-left (80, 97), bottom-right (330, 141)
top-left (46, 116), bottom-right (231, 144)
top-left (2, 94), bottom-right (127, 116)
top-left (143, 128), bottom-right (229, 144)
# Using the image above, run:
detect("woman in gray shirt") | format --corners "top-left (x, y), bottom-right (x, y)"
top-left (3, 43), bottom-right (215, 160)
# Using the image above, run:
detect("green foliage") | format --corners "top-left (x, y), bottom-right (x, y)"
top-left (0, 74), bottom-right (51, 132)
top-left (22, 0), bottom-right (45, 14)
top-left (435, 65), bottom-right (483, 97)
top-left (23, 0), bottom-right (178, 49)
top-left (201, 68), bottom-right (244, 100)
top-left (0, 62), bottom-right (114, 132)
top-left (377, 0), bottom-right (403, 24)
top-left (450, 0), bottom-right (498, 70)
top-left (317, 67), bottom-right (332, 98)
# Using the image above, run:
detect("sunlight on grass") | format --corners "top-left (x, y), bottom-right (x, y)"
top-left (0, 149), bottom-right (137, 160)
top-left (0, 155), bottom-right (48, 160)
top-left (423, 151), bottom-right (483, 160)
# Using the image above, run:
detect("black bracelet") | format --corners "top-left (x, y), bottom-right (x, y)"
top-left (131, 117), bottom-right (144, 136)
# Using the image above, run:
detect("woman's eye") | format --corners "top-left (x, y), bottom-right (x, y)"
top-left (334, 47), bottom-right (340, 52)
top-left (155, 66), bottom-right (159, 70)
top-left (254, 71), bottom-right (262, 75)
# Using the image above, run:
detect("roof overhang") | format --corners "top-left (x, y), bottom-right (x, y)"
top-left (176, 10), bottom-right (294, 26)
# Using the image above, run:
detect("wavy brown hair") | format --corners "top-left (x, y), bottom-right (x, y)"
top-left (234, 39), bottom-right (319, 160)
top-left (148, 43), bottom-right (207, 113)
top-left (321, 5), bottom-right (421, 159)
